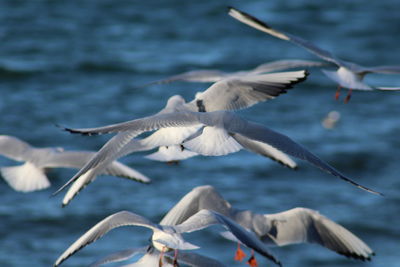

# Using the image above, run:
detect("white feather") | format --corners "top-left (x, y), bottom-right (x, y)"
top-left (1, 162), bottom-right (50, 192)
top-left (183, 126), bottom-right (242, 156)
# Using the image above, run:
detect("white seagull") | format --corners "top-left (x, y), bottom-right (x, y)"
top-left (146, 59), bottom-right (325, 85)
top-left (228, 7), bottom-right (400, 102)
top-left (0, 135), bottom-right (150, 193)
top-left (57, 70), bottom-right (308, 206)
top-left (55, 110), bottom-right (381, 197)
top-left (53, 209), bottom-right (281, 267)
top-left (161, 185), bottom-right (375, 262)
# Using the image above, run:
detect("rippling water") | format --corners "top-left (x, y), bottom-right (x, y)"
top-left (1, 0), bottom-right (400, 266)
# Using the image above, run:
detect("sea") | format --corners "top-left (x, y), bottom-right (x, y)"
top-left (1, 0), bottom-right (399, 266)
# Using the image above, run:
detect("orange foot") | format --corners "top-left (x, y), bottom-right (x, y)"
top-left (247, 250), bottom-right (258, 267)
top-left (234, 243), bottom-right (247, 262)
top-left (335, 85), bottom-right (341, 100)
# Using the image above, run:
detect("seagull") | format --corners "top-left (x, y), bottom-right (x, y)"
top-left (0, 135), bottom-right (150, 193)
top-left (53, 209), bottom-right (281, 267)
top-left (56, 70), bottom-right (308, 206)
top-left (89, 246), bottom-right (228, 267)
top-left (161, 185), bottom-right (375, 262)
top-left (145, 59), bottom-right (325, 86)
top-left (56, 109), bottom-right (381, 196)
top-left (228, 7), bottom-right (400, 102)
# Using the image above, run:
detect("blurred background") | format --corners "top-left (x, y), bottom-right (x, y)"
top-left (1, 0), bottom-right (399, 266)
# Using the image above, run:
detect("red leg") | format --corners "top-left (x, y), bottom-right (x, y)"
top-left (344, 88), bottom-right (353, 103)
top-left (335, 85), bottom-right (341, 100)
top-left (247, 250), bottom-right (258, 267)
top-left (234, 242), bottom-right (247, 262)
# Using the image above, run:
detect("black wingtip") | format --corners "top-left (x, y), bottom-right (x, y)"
top-left (228, 6), bottom-right (273, 30)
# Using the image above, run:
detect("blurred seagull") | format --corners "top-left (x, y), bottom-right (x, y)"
top-left (56, 110), bottom-right (381, 197)
top-left (0, 135), bottom-right (150, 192)
top-left (146, 59), bottom-right (325, 86)
top-left (53, 209), bottom-right (281, 267)
top-left (161, 185), bottom-right (375, 262)
top-left (228, 7), bottom-right (400, 102)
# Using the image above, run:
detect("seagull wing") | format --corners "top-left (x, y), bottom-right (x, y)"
top-left (250, 59), bottom-right (329, 74)
top-left (174, 251), bottom-right (228, 267)
top-left (0, 135), bottom-right (34, 161)
top-left (228, 7), bottom-right (343, 66)
top-left (172, 209), bottom-right (281, 266)
top-left (228, 118), bottom-right (381, 195)
top-left (54, 211), bottom-right (159, 267)
top-left (361, 65), bottom-right (400, 74)
top-left (263, 208), bottom-right (374, 260)
top-left (55, 112), bottom-right (203, 196)
top-left (232, 133), bottom-right (297, 169)
top-left (145, 69), bottom-right (228, 86)
top-left (187, 71), bottom-right (307, 112)
top-left (160, 185), bottom-right (233, 225)
top-left (88, 247), bottom-right (148, 267)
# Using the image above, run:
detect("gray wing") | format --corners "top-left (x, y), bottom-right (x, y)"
top-left (361, 65), bottom-right (400, 74)
top-left (61, 111), bottom-right (202, 136)
top-left (54, 211), bottom-right (159, 267)
top-left (228, 7), bottom-right (343, 66)
top-left (263, 208), bottom-right (374, 261)
top-left (60, 158), bottom-right (151, 207)
top-left (103, 161), bottom-right (151, 183)
top-left (228, 119), bottom-right (381, 195)
top-left (174, 251), bottom-right (228, 267)
top-left (89, 247), bottom-right (148, 267)
top-left (232, 133), bottom-right (297, 169)
top-left (145, 70), bottom-right (229, 85)
top-left (172, 209), bottom-right (281, 266)
top-left (0, 135), bottom-right (34, 162)
top-left (54, 112), bottom-right (203, 197)
top-left (160, 185), bottom-right (233, 225)
top-left (249, 59), bottom-right (329, 74)
top-left (186, 70), bottom-right (308, 112)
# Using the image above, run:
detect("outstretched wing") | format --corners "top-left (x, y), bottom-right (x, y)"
top-left (54, 211), bottom-right (158, 267)
top-left (263, 208), bottom-right (374, 260)
top-left (187, 71), bottom-right (308, 112)
top-left (160, 185), bottom-right (232, 225)
top-left (172, 209), bottom-right (281, 266)
top-left (228, 7), bottom-right (343, 66)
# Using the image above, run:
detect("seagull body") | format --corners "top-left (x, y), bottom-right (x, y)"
top-left (228, 7), bottom-right (400, 101)
top-left (57, 109), bottom-right (381, 198)
top-left (0, 135), bottom-right (150, 192)
top-left (161, 185), bottom-right (375, 261)
top-left (53, 209), bottom-right (281, 267)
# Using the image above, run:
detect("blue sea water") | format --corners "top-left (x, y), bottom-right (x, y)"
top-left (1, 0), bottom-right (400, 266)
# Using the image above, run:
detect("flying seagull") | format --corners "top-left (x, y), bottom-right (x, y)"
top-left (0, 135), bottom-right (150, 192)
top-left (53, 209), bottom-right (281, 267)
top-left (55, 110), bottom-right (381, 197)
top-left (228, 7), bottom-right (400, 102)
top-left (161, 185), bottom-right (375, 262)
top-left (56, 70), bottom-right (308, 206)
